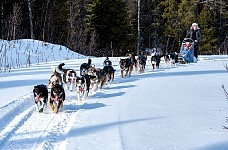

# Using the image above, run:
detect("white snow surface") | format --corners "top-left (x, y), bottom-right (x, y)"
top-left (1, 40), bottom-right (228, 150)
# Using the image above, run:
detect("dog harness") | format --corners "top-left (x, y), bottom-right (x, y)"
top-left (79, 86), bottom-right (84, 93)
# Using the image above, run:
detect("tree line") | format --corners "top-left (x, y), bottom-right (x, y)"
top-left (0, 0), bottom-right (227, 56)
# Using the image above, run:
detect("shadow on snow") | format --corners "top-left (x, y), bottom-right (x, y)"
top-left (68, 117), bottom-right (165, 137)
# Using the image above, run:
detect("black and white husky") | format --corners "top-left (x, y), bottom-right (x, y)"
top-left (58, 63), bottom-right (77, 91)
top-left (76, 75), bottom-right (91, 101)
top-left (33, 84), bottom-right (48, 113)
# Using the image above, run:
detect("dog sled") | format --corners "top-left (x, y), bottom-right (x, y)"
top-left (178, 38), bottom-right (195, 64)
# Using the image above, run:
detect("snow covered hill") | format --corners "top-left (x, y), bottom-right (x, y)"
top-left (1, 40), bottom-right (228, 150)
top-left (0, 39), bottom-right (86, 72)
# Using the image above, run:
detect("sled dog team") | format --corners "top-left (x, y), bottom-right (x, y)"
top-left (33, 55), bottom-right (177, 114)
top-left (33, 58), bottom-right (115, 113)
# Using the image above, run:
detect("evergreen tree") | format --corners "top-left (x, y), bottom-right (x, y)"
top-left (199, 5), bottom-right (218, 54)
top-left (159, 0), bottom-right (180, 53)
top-left (87, 0), bottom-right (131, 56)
top-left (140, 0), bottom-right (162, 51)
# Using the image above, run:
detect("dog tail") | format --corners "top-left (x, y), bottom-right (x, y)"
top-left (57, 63), bottom-right (65, 73)
top-left (50, 66), bottom-right (59, 75)
top-left (50, 66), bottom-right (57, 73)
top-left (88, 59), bottom-right (92, 67)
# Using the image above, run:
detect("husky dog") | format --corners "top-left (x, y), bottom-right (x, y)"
top-left (161, 54), bottom-right (171, 68)
top-left (33, 84), bottom-right (48, 113)
top-left (151, 52), bottom-right (157, 71)
top-left (103, 57), bottom-right (115, 83)
top-left (80, 59), bottom-right (92, 76)
top-left (119, 58), bottom-right (133, 78)
top-left (87, 66), bottom-right (102, 91)
top-left (49, 84), bottom-right (65, 113)
top-left (75, 75), bottom-right (91, 101)
top-left (102, 65), bottom-right (115, 83)
top-left (48, 68), bottom-right (63, 92)
top-left (136, 57), bottom-right (145, 73)
top-left (58, 63), bottom-right (77, 91)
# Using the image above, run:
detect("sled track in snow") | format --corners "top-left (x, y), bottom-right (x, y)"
top-left (0, 94), bottom-right (34, 147)
top-left (0, 94), bottom-right (34, 133)
top-left (0, 105), bottom-right (34, 148)
top-left (0, 91), bottom-right (85, 150)
top-left (30, 99), bottom-right (84, 150)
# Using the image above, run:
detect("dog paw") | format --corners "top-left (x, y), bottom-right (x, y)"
top-left (39, 108), bottom-right (44, 113)
top-left (50, 105), bottom-right (55, 112)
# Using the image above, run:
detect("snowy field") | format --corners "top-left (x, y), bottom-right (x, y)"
top-left (1, 40), bottom-right (228, 150)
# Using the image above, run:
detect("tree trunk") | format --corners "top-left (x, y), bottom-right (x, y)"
top-left (1, 4), bottom-right (3, 39)
top-left (42, 0), bottom-right (50, 41)
top-left (28, 0), bottom-right (34, 39)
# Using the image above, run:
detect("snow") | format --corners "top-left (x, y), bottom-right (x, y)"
top-left (1, 40), bottom-right (228, 150)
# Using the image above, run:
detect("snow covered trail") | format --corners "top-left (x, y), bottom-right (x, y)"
top-left (0, 89), bottom-right (85, 150)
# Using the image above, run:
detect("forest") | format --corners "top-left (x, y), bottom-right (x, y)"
top-left (0, 0), bottom-right (227, 56)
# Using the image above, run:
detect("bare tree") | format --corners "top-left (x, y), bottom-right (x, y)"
top-left (68, 0), bottom-right (77, 49)
top-left (28, 0), bottom-right (34, 39)
top-left (1, 2), bottom-right (3, 39)
top-left (88, 31), bottom-right (98, 56)
top-left (12, 2), bottom-right (22, 40)
top-left (42, 0), bottom-right (50, 42)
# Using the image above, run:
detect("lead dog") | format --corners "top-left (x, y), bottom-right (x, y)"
top-left (58, 63), bottom-right (77, 91)
top-left (50, 84), bottom-right (65, 113)
top-left (33, 84), bottom-right (48, 113)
